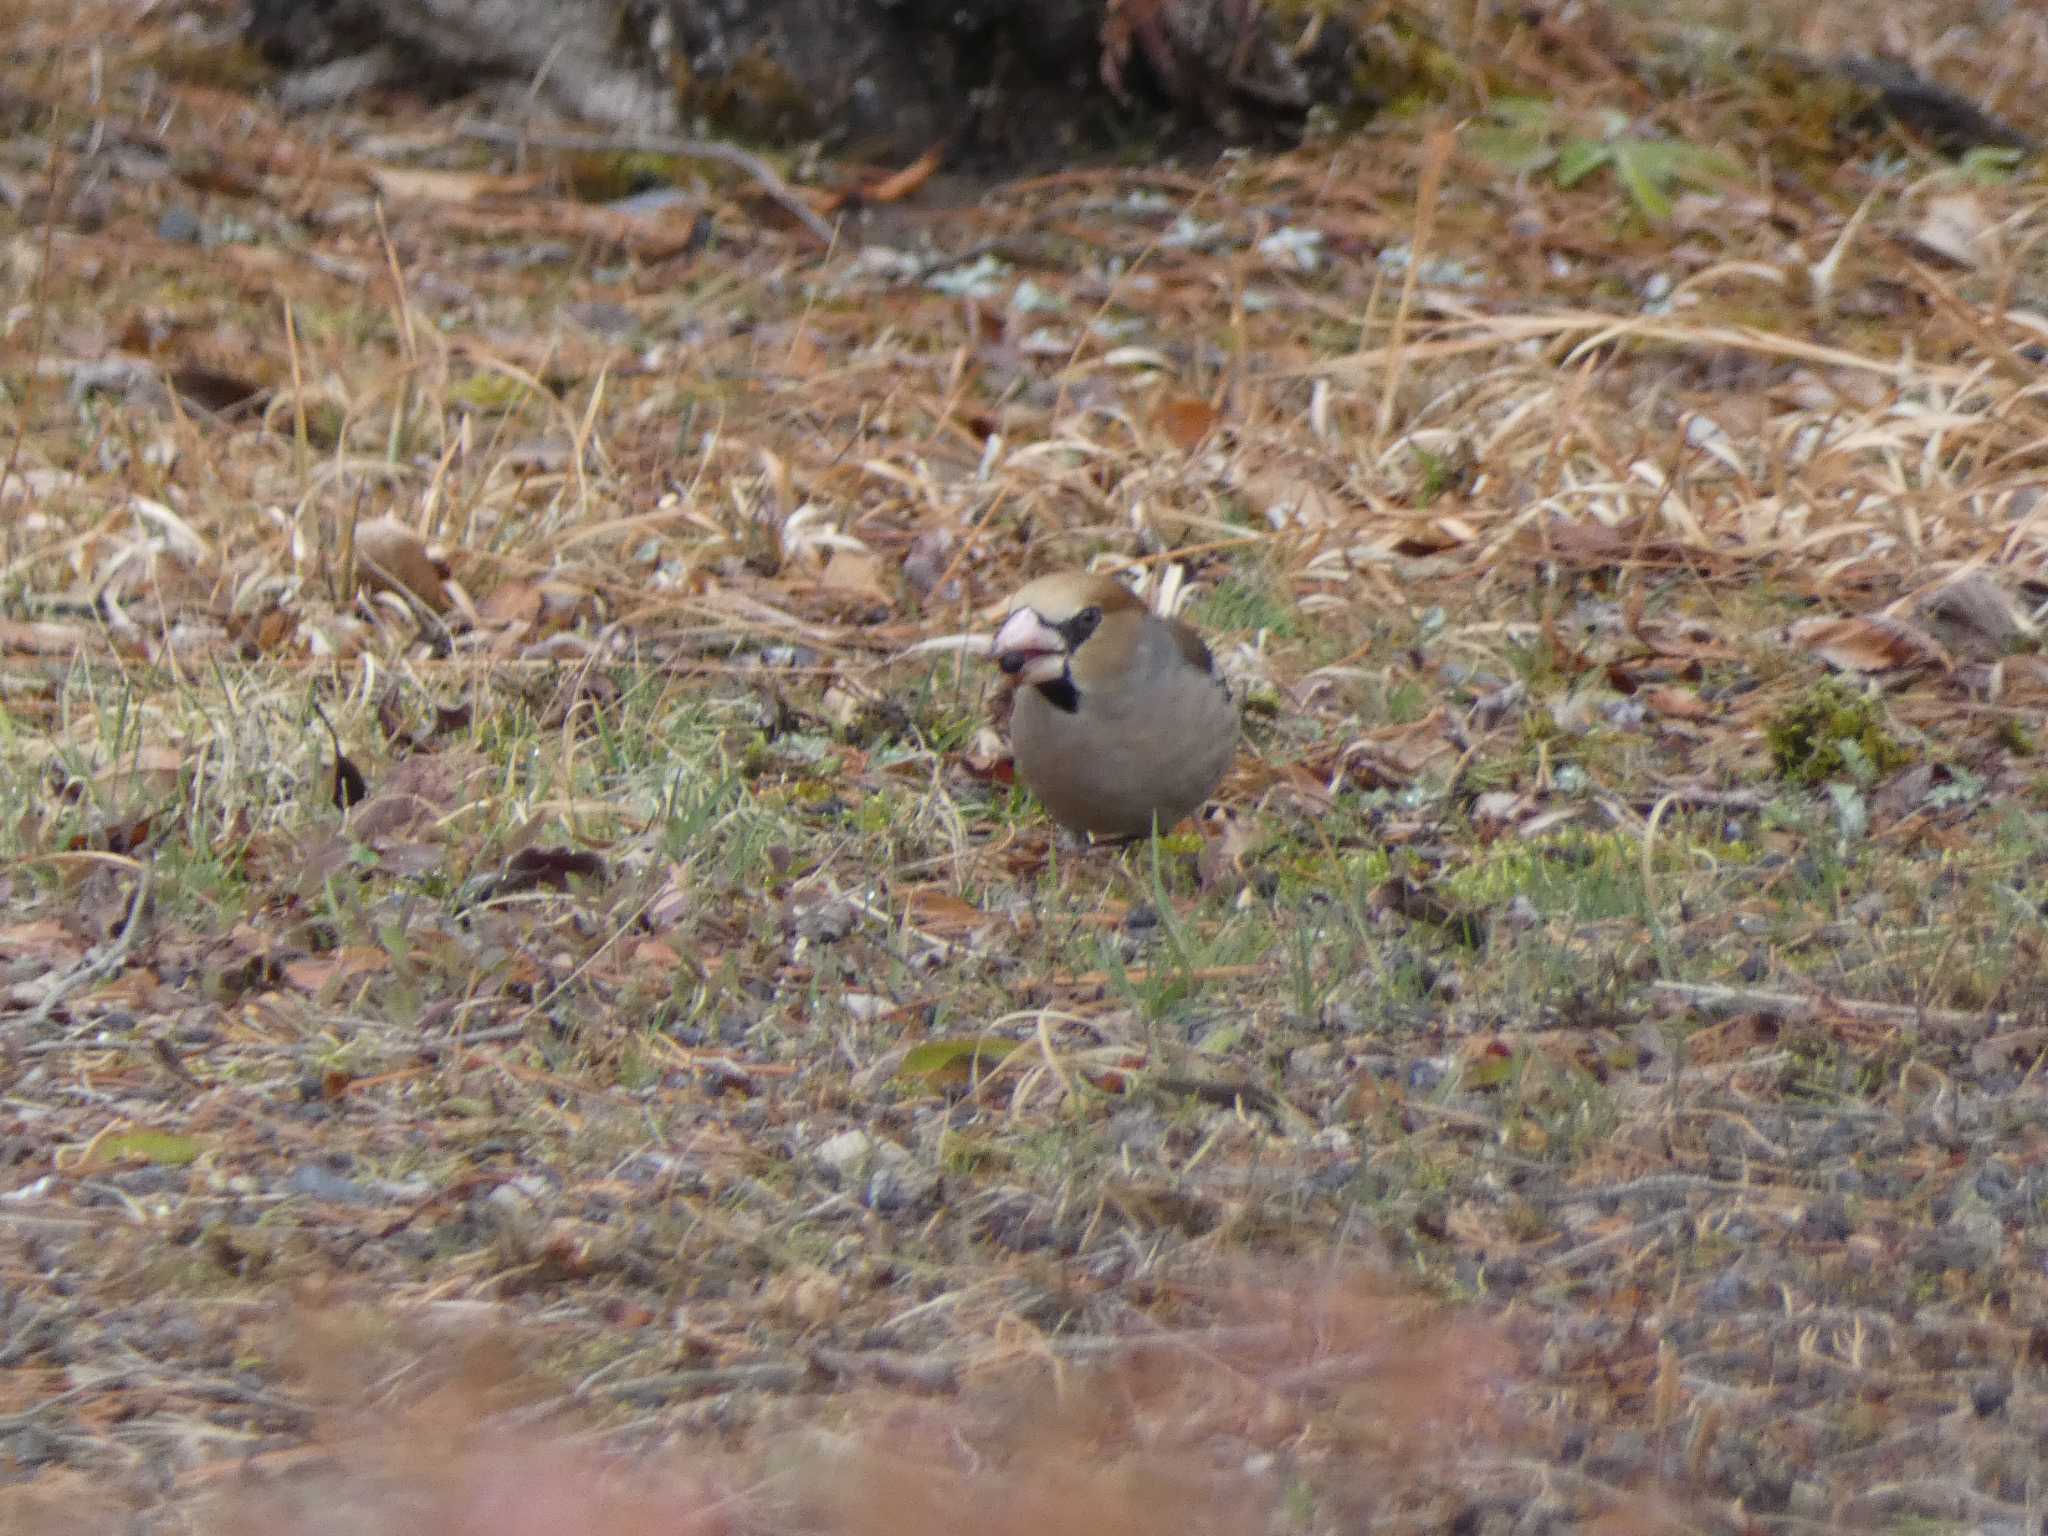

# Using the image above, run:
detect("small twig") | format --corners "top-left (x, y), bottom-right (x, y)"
top-left (0, 1375), bottom-right (136, 1433)
top-left (0, 119), bottom-right (63, 516)
top-left (1541, 1173), bottom-right (1775, 1208)
top-left (599, 1326), bottom-right (1296, 1406)
top-left (1547, 1209), bottom-right (1688, 1271)
top-left (1373, 123), bottom-right (1452, 448)
top-left (424, 1022), bottom-right (532, 1046)
top-left (1651, 979), bottom-right (2004, 1038)
top-left (811, 1346), bottom-right (960, 1394)
top-left (1040, 1323), bottom-right (1295, 1360)
top-left (454, 118), bottom-right (839, 249)
top-left (12, 866), bottom-right (154, 1037)
top-left (603, 1360), bottom-right (818, 1404)
top-left (21, 1036), bottom-right (153, 1057)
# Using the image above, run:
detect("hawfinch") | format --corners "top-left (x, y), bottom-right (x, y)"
top-left (990, 572), bottom-right (1236, 838)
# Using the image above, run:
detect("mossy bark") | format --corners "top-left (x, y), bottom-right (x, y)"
top-left (247, 0), bottom-right (1366, 164)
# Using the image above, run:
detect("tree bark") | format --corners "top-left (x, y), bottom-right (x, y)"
top-left (248, 0), bottom-right (1366, 164)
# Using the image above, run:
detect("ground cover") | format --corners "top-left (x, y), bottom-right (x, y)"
top-left (6, 2), bottom-right (2048, 1530)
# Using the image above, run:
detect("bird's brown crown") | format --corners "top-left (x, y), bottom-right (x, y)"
top-left (1004, 572), bottom-right (1147, 626)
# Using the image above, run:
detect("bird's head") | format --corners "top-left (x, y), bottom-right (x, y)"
top-left (991, 572), bottom-right (1148, 691)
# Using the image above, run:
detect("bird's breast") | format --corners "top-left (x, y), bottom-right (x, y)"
top-left (1009, 650), bottom-right (1235, 838)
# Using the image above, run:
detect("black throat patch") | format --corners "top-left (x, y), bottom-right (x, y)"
top-left (1035, 677), bottom-right (1079, 714)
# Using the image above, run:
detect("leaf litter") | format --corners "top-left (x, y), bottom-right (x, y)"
top-left (7, 0), bottom-right (2048, 1532)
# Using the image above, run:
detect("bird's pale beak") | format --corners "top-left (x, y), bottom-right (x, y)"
top-left (992, 608), bottom-right (1069, 686)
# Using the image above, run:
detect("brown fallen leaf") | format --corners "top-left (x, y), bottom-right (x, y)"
top-left (353, 516), bottom-right (451, 613)
top-left (282, 946), bottom-right (391, 995)
top-left (227, 603), bottom-right (297, 657)
top-left (1922, 572), bottom-right (2033, 653)
top-left (310, 700), bottom-right (368, 811)
top-left (363, 165), bottom-right (546, 204)
top-left (1973, 1028), bottom-right (2048, 1074)
top-left (536, 668), bottom-right (620, 731)
top-left (861, 144), bottom-right (944, 204)
top-left (961, 726), bottom-right (1013, 781)
top-left (901, 888), bottom-right (993, 939)
top-left (1902, 190), bottom-right (1993, 270)
top-left (1785, 614), bottom-right (1950, 673)
top-left (485, 846), bottom-right (609, 898)
top-left (479, 579), bottom-right (545, 629)
top-left (0, 920), bottom-right (85, 966)
top-left (1459, 1036), bottom-right (1518, 1091)
top-left (342, 751), bottom-right (492, 846)
top-left (0, 618), bottom-right (98, 657)
top-left (820, 549), bottom-right (893, 608)
top-left (628, 937), bottom-right (684, 971)
top-left (1156, 394), bottom-right (1220, 452)
top-left (1195, 808), bottom-right (1255, 891)
top-left (90, 744), bottom-right (186, 800)
top-left (68, 812), bottom-right (156, 855)
top-left (1644, 686), bottom-right (1713, 719)
top-left (1236, 466), bottom-right (1344, 528)
top-left (1372, 877), bottom-right (1488, 948)
top-left (167, 363), bottom-right (268, 417)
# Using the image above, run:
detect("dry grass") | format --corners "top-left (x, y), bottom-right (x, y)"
top-left (7, 0), bottom-right (2048, 1531)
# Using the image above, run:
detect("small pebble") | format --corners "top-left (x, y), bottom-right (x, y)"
top-left (156, 206), bottom-right (203, 243)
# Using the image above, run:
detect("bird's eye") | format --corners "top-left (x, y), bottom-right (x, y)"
top-left (1068, 605), bottom-right (1103, 643)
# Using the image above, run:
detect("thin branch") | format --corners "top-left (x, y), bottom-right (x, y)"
top-left (11, 866), bottom-right (154, 1039)
top-left (1650, 979), bottom-right (2002, 1038)
top-left (454, 117), bottom-right (839, 248)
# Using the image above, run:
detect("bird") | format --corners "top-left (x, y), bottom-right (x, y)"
top-left (989, 571), bottom-right (1237, 838)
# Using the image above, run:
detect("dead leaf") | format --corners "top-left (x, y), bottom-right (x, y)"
top-left (283, 946), bottom-right (391, 995)
top-left (1922, 572), bottom-right (2033, 652)
top-left (69, 812), bottom-right (155, 855)
top-left (1785, 615), bottom-right (1950, 673)
top-left (902, 888), bottom-right (991, 938)
top-left (1903, 191), bottom-right (1994, 270)
top-left (0, 618), bottom-right (97, 657)
top-left (1459, 1037), bottom-right (1518, 1091)
top-left (485, 847), bottom-right (608, 898)
top-left (479, 580), bottom-right (545, 629)
top-left (364, 165), bottom-right (546, 204)
top-left (331, 748), bottom-right (368, 811)
top-left (961, 726), bottom-right (1013, 781)
top-left (861, 145), bottom-right (944, 204)
top-left (1196, 808), bottom-right (1255, 891)
top-left (0, 920), bottom-right (84, 966)
top-left (536, 669), bottom-right (620, 732)
top-left (899, 1037), bottom-right (1020, 1089)
top-left (1644, 686), bottom-right (1713, 720)
top-left (1236, 466), bottom-right (1342, 528)
top-left (353, 517), bottom-right (451, 613)
top-left (1371, 878), bottom-right (1488, 948)
top-left (1390, 521), bottom-right (1469, 557)
top-left (628, 938), bottom-right (684, 971)
top-left (167, 364), bottom-right (267, 417)
top-left (342, 752), bottom-right (490, 845)
top-left (227, 603), bottom-right (297, 657)
top-left (91, 744), bottom-right (186, 799)
top-left (1156, 394), bottom-right (1220, 452)
top-left (820, 549), bottom-right (892, 607)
